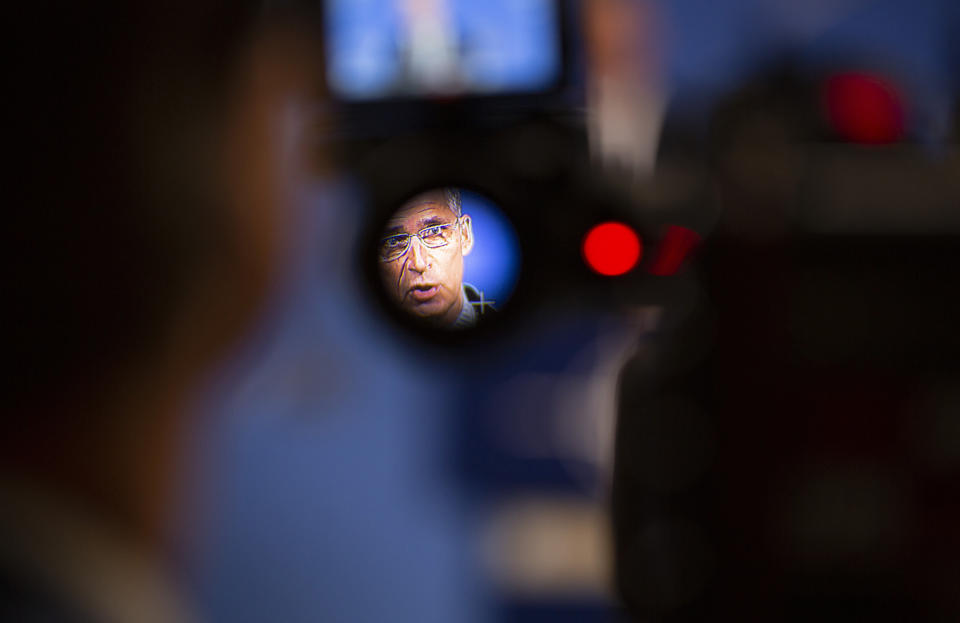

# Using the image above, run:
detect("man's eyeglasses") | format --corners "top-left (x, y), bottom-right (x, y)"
top-left (378, 219), bottom-right (461, 262)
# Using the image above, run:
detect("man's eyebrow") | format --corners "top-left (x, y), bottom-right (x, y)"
top-left (383, 225), bottom-right (406, 236)
top-left (418, 216), bottom-right (447, 228)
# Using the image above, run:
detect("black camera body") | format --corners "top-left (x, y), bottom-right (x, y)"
top-left (314, 0), bottom-right (697, 344)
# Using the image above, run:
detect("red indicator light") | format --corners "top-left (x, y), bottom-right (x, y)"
top-left (649, 225), bottom-right (701, 276)
top-left (823, 72), bottom-right (904, 144)
top-left (582, 222), bottom-right (642, 276)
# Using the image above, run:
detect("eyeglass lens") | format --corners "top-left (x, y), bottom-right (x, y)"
top-left (379, 222), bottom-right (458, 261)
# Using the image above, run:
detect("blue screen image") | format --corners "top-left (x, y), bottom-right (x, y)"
top-left (326, 0), bottom-right (560, 99)
top-left (461, 190), bottom-right (521, 309)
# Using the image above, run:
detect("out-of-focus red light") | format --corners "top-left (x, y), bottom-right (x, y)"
top-left (648, 225), bottom-right (701, 276)
top-left (823, 72), bottom-right (905, 144)
top-left (582, 222), bottom-right (642, 276)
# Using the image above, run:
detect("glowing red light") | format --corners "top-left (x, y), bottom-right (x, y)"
top-left (823, 72), bottom-right (905, 144)
top-left (649, 225), bottom-right (701, 276)
top-left (582, 222), bottom-right (642, 276)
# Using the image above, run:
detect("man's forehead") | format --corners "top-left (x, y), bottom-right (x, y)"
top-left (387, 201), bottom-right (457, 227)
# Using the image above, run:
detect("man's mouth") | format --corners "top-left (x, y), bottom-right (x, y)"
top-left (408, 284), bottom-right (439, 302)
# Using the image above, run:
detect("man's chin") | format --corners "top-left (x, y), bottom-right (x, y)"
top-left (403, 297), bottom-right (452, 324)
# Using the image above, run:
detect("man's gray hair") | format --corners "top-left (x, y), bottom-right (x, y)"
top-left (443, 187), bottom-right (462, 217)
top-left (402, 187), bottom-right (462, 217)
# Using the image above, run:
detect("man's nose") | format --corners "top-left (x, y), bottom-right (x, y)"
top-left (406, 237), bottom-right (429, 273)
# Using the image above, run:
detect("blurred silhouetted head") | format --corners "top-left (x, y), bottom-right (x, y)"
top-left (8, 2), bottom-right (318, 418)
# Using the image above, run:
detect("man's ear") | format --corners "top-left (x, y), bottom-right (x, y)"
top-left (459, 215), bottom-right (474, 256)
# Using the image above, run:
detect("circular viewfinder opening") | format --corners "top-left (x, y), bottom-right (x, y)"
top-left (376, 187), bottom-right (520, 331)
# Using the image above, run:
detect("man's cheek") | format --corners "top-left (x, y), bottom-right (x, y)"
top-left (379, 268), bottom-right (401, 302)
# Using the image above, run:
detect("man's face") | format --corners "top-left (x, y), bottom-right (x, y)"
top-left (378, 193), bottom-right (473, 326)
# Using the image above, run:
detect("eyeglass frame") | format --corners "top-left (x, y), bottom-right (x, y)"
top-left (378, 217), bottom-right (465, 262)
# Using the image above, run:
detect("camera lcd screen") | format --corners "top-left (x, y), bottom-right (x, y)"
top-left (325, 0), bottom-right (562, 100)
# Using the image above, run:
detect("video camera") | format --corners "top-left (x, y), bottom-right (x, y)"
top-left (286, 0), bottom-right (703, 345)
